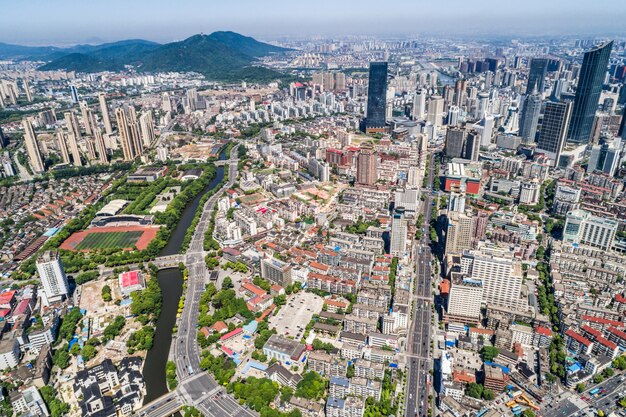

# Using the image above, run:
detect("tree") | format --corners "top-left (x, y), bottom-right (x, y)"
top-left (81, 344), bottom-right (97, 361)
top-left (576, 383), bottom-right (586, 393)
top-left (222, 276), bottom-right (234, 290)
top-left (482, 388), bottom-right (495, 400)
top-left (465, 383), bottom-right (484, 399)
top-left (52, 346), bottom-right (71, 369)
top-left (522, 410), bottom-right (536, 417)
top-left (481, 346), bottom-right (499, 362)
top-left (39, 386), bottom-right (70, 417)
top-left (295, 372), bottom-right (326, 400)
top-left (101, 285), bottom-right (112, 302)
top-left (613, 356), bottom-right (626, 370)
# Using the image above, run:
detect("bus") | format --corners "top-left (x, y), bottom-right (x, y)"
top-left (590, 388), bottom-right (600, 396)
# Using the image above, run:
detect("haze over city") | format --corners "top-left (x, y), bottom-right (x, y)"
top-left (1, 0), bottom-right (626, 45)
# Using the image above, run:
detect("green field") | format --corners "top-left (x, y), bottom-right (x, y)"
top-left (75, 231), bottom-right (144, 250)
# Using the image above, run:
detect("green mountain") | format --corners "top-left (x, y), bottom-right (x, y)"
top-left (37, 31), bottom-right (289, 82)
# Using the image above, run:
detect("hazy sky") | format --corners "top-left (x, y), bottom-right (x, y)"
top-left (1, 0), bottom-right (625, 45)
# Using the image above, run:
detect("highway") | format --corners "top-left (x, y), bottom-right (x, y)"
top-left (136, 144), bottom-right (256, 417)
top-left (406, 152), bottom-right (436, 417)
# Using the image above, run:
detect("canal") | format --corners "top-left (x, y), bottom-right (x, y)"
top-left (142, 150), bottom-right (228, 404)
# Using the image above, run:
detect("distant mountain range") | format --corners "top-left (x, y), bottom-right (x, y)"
top-left (0, 32), bottom-right (289, 82)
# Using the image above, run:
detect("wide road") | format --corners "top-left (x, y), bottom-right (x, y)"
top-left (173, 145), bottom-right (255, 417)
top-left (406, 152), bottom-right (436, 417)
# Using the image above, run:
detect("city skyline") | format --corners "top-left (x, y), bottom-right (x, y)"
top-left (1, 0), bottom-right (626, 45)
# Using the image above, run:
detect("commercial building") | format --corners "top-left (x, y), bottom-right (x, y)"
top-left (390, 208), bottom-right (407, 256)
top-left (356, 145), bottom-right (378, 186)
top-left (563, 209), bottom-right (618, 251)
top-left (526, 58), bottom-right (548, 94)
top-left (445, 273), bottom-right (483, 324)
top-left (263, 334), bottom-right (305, 363)
top-left (261, 258), bottom-right (292, 287)
top-left (362, 62), bottom-right (388, 133)
top-left (536, 101), bottom-right (572, 165)
top-left (445, 210), bottom-right (474, 254)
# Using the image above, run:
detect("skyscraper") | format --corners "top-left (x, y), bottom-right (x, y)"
top-left (519, 91), bottom-right (542, 143)
top-left (22, 118), bottom-right (45, 173)
top-left (94, 129), bottom-right (108, 164)
top-left (63, 112), bottom-right (83, 167)
top-left (390, 208), bottom-right (408, 256)
top-left (444, 210), bottom-right (474, 254)
top-left (69, 85), bottom-right (79, 104)
top-left (36, 250), bottom-right (69, 303)
top-left (618, 105), bottom-right (626, 140)
top-left (568, 41), bottom-right (613, 144)
top-left (526, 58), bottom-right (548, 94)
top-left (0, 126), bottom-right (6, 148)
top-left (116, 108), bottom-right (135, 161)
top-left (427, 95), bottom-right (445, 131)
top-left (356, 144), bottom-right (378, 185)
top-left (536, 101), bottom-right (572, 165)
top-left (362, 62), bottom-right (388, 132)
top-left (464, 130), bottom-right (481, 161)
top-left (55, 129), bottom-right (70, 165)
top-left (444, 127), bottom-right (466, 159)
top-left (22, 78), bottom-right (33, 102)
top-left (412, 89), bottom-right (427, 120)
top-left (587, 139), bottom-right (621, 175)
top-left (98, 93), bottom-right (113, 135)
top-left (139, 111), bottom-right (155, 147)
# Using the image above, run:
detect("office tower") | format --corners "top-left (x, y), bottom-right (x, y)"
top-left (362, 62), bottom-right (388, 132)
top-left (461, 249), bottom-right (523, 310)
top-left (186, 88), bottom-right (199, 112)
top-left (445, 127), bottom-right (466, 158)
top-left (390, 207), bottom-right (408, 256)
top-left (98, 93), bottom-right (113, 135)
top-left (587, 139), bottom-right (621, 174)
top-left (476, 92), bottom-right (489, 118)
top-left (464, 130), bottom-right (481, 161)
top-left (526, 58), bottom-right (549, 94)
top-left (480, 114), bottom-right (494, 147)
top-left (55, 130), bottom-right (70, 164)
top-left (568, 41), bottom-right (613, 144)
top-left (335, 73), bottom-right (346, 92)
top-left (80, 101), bottom-right (93, 135)
top-left (116, 108), bottom-right (134, 161)
top-left (36, 251), bottom-right (69, 303)
top-left (22, 78), bottom-right (33, 102)
top-left (0, 126), bottom-right (6, 148)
top-left (519, 178), bottom-right (541, 205)
top-left (563, 209), bottom-right (618, 251)
top-left (260, 258), bottom-right (292, 287)
top-left (22, 118), bottom-right (45, 173)
top-left (536, 101), bottom-right (572, 165)
top-left (412, 89), bottom-right (427, 120)
top-left (453, 79), bottom-right (467, 107)
top-left (444, 210), bottom-right (474, 254)
top-left (356, 145), bottom-right (378, 185)
top-left (63, 112), bottom-right (83, 166)
top-left (448, 106), bottom-right (460, 126)
top-left (519, 91), bottom-right (542, 143)
top-left (618, 106), bottom-right (626, 140)
top-left (427, 95), bottom-right (444, 131)
top-left (94, 129), bottom-right (108, 164)
top-left (446, 274), bottom-right (483, 323)
top-left (69, 85), bottom-right (79, 104)
top-left (139, 111), bottom-right (155, 147)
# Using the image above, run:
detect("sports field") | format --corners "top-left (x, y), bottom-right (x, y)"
top-left (74, 231), bottom-right (143, 250)
top-left (60, 225), bottom-right (159, 252)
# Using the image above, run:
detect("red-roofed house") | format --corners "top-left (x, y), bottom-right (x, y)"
top-left (220, 327), bottom-right (243, 342)
top-left (199, 327), bottom-right (211, 338)
top-left (565, 329), bottom-right (593, 355)
top-left (615, 294), bottom-right (626, 313)
top-left (582, 315), bottom-right (624, 330)
top-left (211, 321), bottom-right (229, 334)
top-left (533, 326), bottom-right (553, 348)
top-left (270, 285), bottom-right (285, 296)
top-left (606, 326), bottom-right (626, 349)
top-left (240, 282), bottom-right (266, 299)
top-left (247, 294), bottom-right (274, 313)
top-left (0, 291), bottom-right (17, 310)
top-left (118, 270), bottom-right (145, 297)
top-left (453, 369), bottom-right (476, 384)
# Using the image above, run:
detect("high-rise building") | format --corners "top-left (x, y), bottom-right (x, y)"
top-left (63, 112), bottom-right (83, 166)
top-left (618, 105), bottom-right (626, 140)
top-left (139, 111), bottom-right (155, 147)
top-left (116, 108), bottom-right (135, 161)
top-left (69, 85), bottom-right (79, 104)
top-left (98, 93), bottom-right (113, 135)
top-left (22, 118), bottom-right (45, 173)
top-left (22, 78), bottom-right (33, 102)
top-left (526, 58), bottom-right (549, 94)
top-left (563, 209), bottom-right (618, 251)
top-left (464, 130), bottom-right (481, 161)
top-left (519, 91), bottom-right (542, 143)
top-left (461, 249), bottom-right (523, 310)
top-left (444, 210), bottom-right (474, 254)
top-left (0, 126), bottom-right (6, 148)
top-left (427, 95), bottom-right (445, 131)
top-left (80, 101), bottom-right (93, 135)
top-left (260, 258), bottom-right (292, 287)
top-left (444, 127), bottom-right (466, 159)
top-left (412, 89), bottom-right (427, 120)
top-left (362, 62), bottom-right (388, 132)
top-left (356, 145), bottom-right (378, 185)
top-left (587, 139), bottom-right (621, 174)
top-left (36, 251), bottom-right (69, 303)
top-left (446, 274), bottom-right (483, 324)
top-left (55, 129), bottom-right (70, 164)
top-left (94, 129), bottom-right (108, 164)
top-left (161, 92), bottom-right (173, 113)
top-left (568, 41), bottom-right (613, 144)
top-left (390, 208), bottom-right (408, 256)
top-left (536, 101), bottom-right (572, 165)
top-left (479, 114), bottom-right (494, 147)
top-left (447, 106), bottom-right (460, 126)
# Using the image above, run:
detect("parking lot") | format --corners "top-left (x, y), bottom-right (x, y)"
top-left (269, 291), bottom-right (324, 341)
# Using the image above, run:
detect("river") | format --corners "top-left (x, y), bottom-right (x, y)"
top-left (142, 150), bottom-right (227, 404)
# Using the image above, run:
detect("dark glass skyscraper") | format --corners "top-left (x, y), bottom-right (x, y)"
top-left (567, 41), bottom-right (613, 144)
top-left (519, 91), bottom-right (542, 143)
top-left (362, 61), bottom-right (388, 132)
top-left (526, 58), bottom-right (548, 94)
top-left (537, 101), bottom-right (572, 165)
top-left (619, 105), bottom-right (626, 140)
